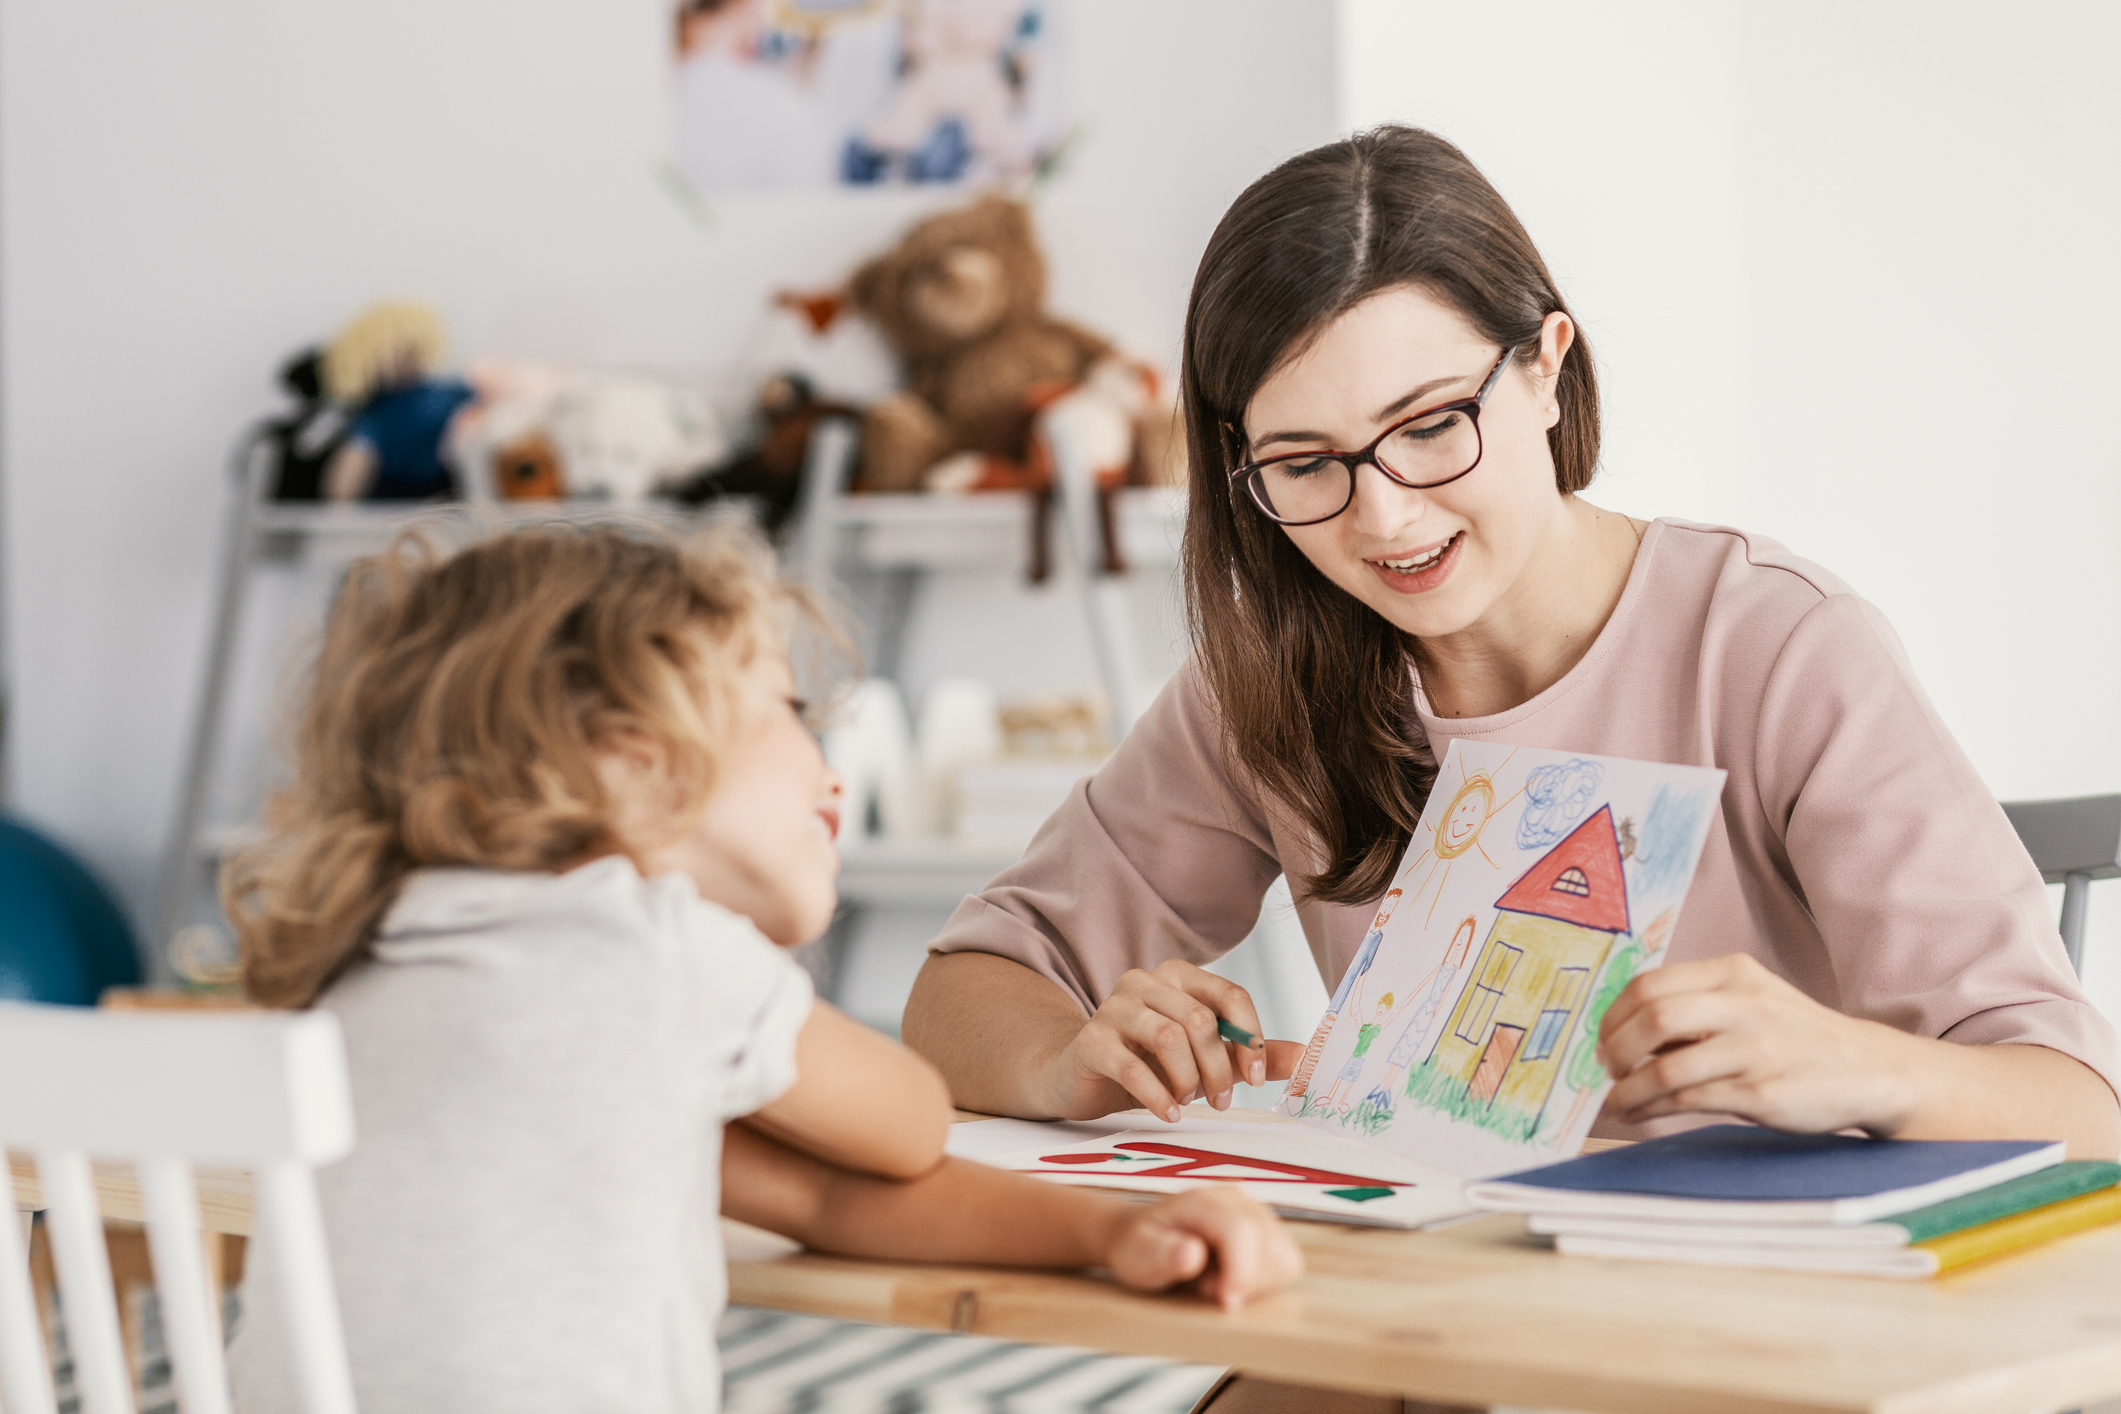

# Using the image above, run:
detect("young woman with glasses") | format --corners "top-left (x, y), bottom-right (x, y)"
top-left (903, 129), bottom-right (2119, 1240)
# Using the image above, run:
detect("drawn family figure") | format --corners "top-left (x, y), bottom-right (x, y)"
top-left (1285, 888), bottom-right (1401, 1099)
top-left (1319, 990), bottom-right (1411, 1115)
top-left (1365, 914), bottom-right (1480, 1112)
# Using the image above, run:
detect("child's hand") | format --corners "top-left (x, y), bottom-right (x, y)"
top-left (1102, 1187), bottom-right (1303, 1311)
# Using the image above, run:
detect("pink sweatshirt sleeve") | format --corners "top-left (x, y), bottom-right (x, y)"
top-left (1753, 593), bottom-right (2121, 1101)
top-left (928, 663), bottom-right (1286, 1014)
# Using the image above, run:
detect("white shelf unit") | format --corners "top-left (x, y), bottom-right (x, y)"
top-left (156, 416), bottom-right (1185, 1003)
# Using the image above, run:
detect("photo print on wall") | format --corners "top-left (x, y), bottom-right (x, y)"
top-left (1280, 741), bottom-right (1727, 1178)
top-left (673, 0), bottom-right (1073, 193)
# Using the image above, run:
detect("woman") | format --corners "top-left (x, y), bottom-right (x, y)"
top-left (903, 127), bottom-right (2119, 1161)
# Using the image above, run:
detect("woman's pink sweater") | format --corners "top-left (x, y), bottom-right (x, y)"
top-left (929, 519), bottom-right (2121, 1137)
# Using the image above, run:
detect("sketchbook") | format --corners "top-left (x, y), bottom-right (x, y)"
top-left (1277, 740), bottom-right (1727, 1179)
top-left (965, 1115), bottom-right (1475, 1229)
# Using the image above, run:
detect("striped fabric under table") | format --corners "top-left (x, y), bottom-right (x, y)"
top-left (41, 1288), bottom-right (1225, 1414)
top-left (721, 1306), bottom-right (1226, 1414)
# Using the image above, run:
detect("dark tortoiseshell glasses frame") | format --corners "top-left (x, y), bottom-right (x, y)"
top-left (1230, 345), bottom-right (1520, 526)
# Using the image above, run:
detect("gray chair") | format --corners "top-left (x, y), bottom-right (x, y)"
top-left (2001, 794), bottom-right (2121, 976)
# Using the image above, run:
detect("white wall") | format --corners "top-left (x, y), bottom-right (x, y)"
top-left (0, 0), bottom-right (1336, 944)
top-left (1340, 0), bottom-right (2121, 1020)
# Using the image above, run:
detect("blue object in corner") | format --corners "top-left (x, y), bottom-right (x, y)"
top-left (0, 817), bottom-right (143, 1005)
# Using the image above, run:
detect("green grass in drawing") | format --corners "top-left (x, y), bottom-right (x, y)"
top-left (1290, 1059), bottom-right (1549, 1143)
top-left (1396, 1057), bottom-right (1547, 1144)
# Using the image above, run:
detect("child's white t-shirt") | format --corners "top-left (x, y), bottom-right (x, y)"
top-left (229, 856), bottom-right (814, 1413)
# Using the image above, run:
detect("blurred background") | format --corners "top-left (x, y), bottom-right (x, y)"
top-left (1, 0), bottom-right (2115, 1039)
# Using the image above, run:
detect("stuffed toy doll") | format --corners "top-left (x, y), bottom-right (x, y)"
top-left (261, 349), bottom-right (350, 501)
top-left (321, 301), bottom-right (474, 501)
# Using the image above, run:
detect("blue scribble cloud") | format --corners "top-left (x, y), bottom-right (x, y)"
top-left (1516, 758), bottom-right (1604, 849)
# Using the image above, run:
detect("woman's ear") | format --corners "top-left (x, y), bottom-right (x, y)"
top-left (1533, 311), bottom-right (1575, 429)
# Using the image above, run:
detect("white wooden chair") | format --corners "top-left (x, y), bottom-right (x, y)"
top-left (1, 1002), bottom-right (357, 1414)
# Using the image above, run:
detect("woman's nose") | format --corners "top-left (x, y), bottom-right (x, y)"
top-left (1345, 458), bottom-right (1428, 539)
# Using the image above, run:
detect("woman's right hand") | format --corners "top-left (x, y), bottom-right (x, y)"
top-left (1034, 959), bottom-right (1302, 1121)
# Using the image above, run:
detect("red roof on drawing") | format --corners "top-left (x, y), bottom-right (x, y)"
top-left (1494, 805), bottom-right (1630, 934)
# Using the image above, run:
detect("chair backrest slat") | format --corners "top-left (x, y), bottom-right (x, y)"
top-left (0, 1205), bottom-right (58, 1414)
top-left (140, 1158), bottom-right (235, 1414)
top-left (35, 1148), bottom-right (134, 1414)
top-left (257, 1163), bottom-right (359, 1414)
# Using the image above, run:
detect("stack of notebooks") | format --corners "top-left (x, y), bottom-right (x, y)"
top-left (1463, 1125), bottom-right (2121, 1278)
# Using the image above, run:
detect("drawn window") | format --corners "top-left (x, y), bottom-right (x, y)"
top-left (1522, 967), bottom-right (1592, 1061)
top-left (1454, 942), bottom-right (1522, 1047)
top-left (1551, 866), bottom-right (1591, 897)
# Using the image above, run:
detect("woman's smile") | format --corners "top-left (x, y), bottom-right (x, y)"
top-left (1365, 530), bottom-right (1464, 595)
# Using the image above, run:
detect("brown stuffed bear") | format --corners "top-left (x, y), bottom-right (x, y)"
top-left (853, 196), bottom-right (1118, 550)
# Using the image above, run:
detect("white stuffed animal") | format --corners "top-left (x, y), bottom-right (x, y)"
top-left (546, 376), bottom-right (729, 503)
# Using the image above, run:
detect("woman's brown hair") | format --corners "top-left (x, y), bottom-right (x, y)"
top-left (223, 523), bottom-right (802, 1008)
top-left (1181, 125), bottom-right (1601, 906)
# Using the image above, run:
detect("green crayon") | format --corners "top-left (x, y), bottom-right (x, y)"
top-left (1217, 1018), bottom-right (1262, 1049)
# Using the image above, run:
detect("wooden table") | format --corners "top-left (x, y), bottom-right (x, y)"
top-left (17, 1132), bottom-right (2121, 1414)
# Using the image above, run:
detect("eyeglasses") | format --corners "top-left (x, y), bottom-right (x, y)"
top-left (1230, 346), bottom-right (1518, 527)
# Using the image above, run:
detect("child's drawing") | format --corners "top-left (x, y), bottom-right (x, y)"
top-left (1392, 757), bottom-right (1528, 928)
top-left (1280, 741), bottom-right (1725, 1178)
top-left (1285, 887), bottom-right (1400, 1099)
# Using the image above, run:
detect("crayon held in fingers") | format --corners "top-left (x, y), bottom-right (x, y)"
top-left (1217, 1018), bottom-right (1261, 1049)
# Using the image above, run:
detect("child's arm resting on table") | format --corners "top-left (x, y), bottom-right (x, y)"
top-left (744, 1000), bottom-right (954, 1180)
top-left (723, 1120), bottom-right (1303, 1311)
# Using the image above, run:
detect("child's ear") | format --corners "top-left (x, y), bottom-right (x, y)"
top-left (593, 730), bottom-right (683, 849)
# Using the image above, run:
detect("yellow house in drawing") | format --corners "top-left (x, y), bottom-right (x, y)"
top-left (1426, 805), bottom-right (1631, 1119)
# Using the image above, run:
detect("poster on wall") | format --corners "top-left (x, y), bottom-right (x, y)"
top-left (673, 0), bottom-right (1072, 193)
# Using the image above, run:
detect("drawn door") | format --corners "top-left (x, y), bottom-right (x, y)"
top-left (1469, 1024), bottom-right (1525, 1104)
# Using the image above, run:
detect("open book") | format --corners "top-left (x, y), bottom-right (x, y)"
top-left (1277, 740), bottom-right (1726, 1179)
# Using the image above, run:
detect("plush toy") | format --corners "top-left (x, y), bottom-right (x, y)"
top-left (849, 194), bottom-right (1180, 579)
top-left (260, 348), bottom-right (350, 501)
top-left (492, 434), bottom-right (567, 500)
top-left (673, 372), bottom-right (855, 536)
top-left (321, 301), bottom-right (475, 501)
top-left (446, 364), bottom-right (727, 505)
top-left (448, 358), bottom-right (577, 501)
top-left (545, 375), bottom-right (729, 504)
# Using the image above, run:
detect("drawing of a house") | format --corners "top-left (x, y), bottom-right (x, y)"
top-left (1425, 805), bottom-right (1631, 1120)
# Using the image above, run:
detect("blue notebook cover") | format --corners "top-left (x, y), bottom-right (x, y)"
top-left (1491, 1125), bottom-right (2053, 1201)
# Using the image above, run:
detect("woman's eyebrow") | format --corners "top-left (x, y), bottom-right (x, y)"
top-left (1250, 371), bottom-right (1470, 454)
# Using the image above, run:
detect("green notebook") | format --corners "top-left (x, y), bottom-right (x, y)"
top-left (1885, 1160), bottom-right (2121, 1243)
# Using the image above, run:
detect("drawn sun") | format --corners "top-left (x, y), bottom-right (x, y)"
top-left (1435, 775), bottom-right (1497, 859)
top-left (1397, 753), bottom-right (1527, 925)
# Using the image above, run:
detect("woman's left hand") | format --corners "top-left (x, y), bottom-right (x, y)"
top-left (1598, 953), bottom-right (1918, 1133)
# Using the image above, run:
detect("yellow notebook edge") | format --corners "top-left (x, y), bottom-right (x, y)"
top-left (1917, 1185), bottom-right (2121, 1274)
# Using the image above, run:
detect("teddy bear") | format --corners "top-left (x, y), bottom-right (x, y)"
top-left (849, 194), bottom-right (1182, 579)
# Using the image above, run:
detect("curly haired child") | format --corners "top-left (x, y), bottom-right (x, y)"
top-left (222, 524), bottom-right (1300, 1412)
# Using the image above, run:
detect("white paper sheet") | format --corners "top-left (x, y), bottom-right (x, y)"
top-left (1278, 741), bottom-right (1725, 1178)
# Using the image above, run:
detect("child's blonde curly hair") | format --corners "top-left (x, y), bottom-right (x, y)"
top-left (225, 522), bottom-right (818, 1008)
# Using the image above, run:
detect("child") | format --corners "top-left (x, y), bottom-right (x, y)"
top-left (223, 525), bottom-right (1301, 1412)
